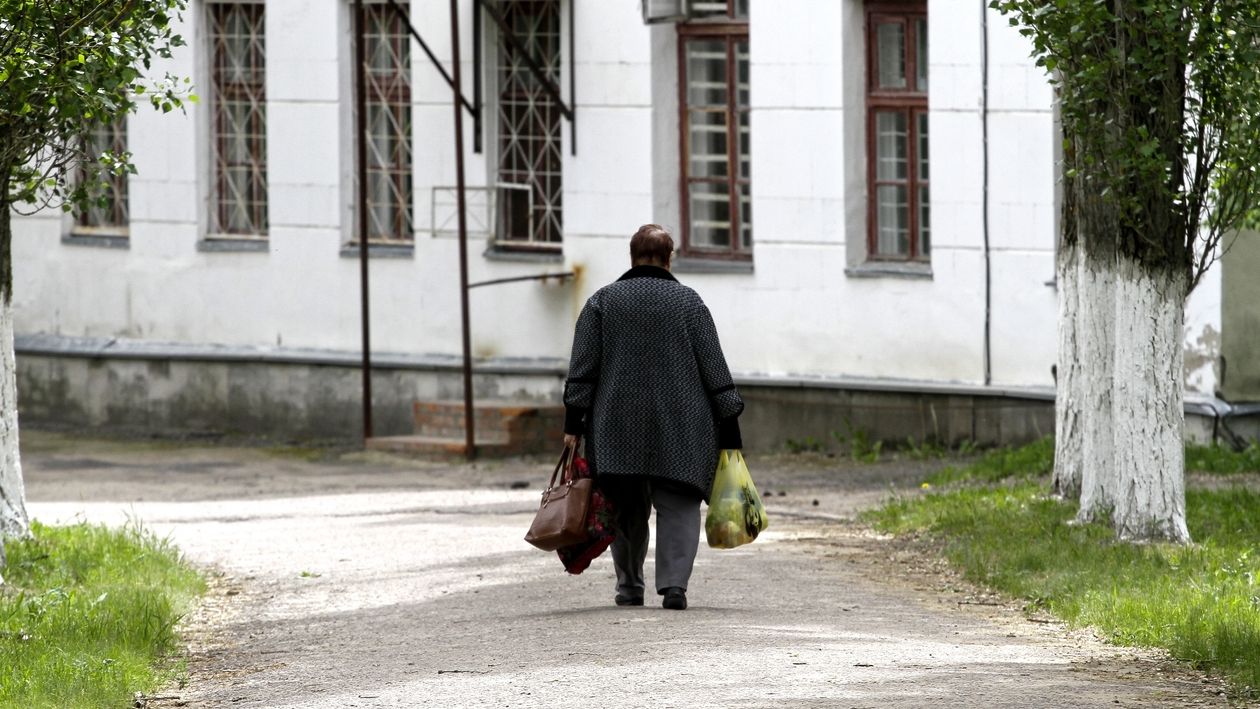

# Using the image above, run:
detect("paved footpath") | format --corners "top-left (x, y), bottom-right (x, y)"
top-left (21, 434), bottom-right (1238, 709)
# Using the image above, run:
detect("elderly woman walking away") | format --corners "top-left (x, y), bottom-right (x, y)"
top-left (562, 224), bottom-right (744, 611)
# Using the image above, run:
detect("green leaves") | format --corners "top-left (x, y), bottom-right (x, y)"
top-left (1, 0), bottom-right (190, 214)
top-left (994, 0), bottom-right (1260, 286)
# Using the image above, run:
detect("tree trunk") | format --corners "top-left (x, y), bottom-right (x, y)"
top-left (0, 203), bottom-right (29, 576)
top-left (1075, 250), bottom-right (1116, 522)
top-left (1074, 172), bottom-right (1119, 524)
top-left (1108, 257), bottom-right (1191, 542)
top-left (1052, 238), bottom-right (1084, 498)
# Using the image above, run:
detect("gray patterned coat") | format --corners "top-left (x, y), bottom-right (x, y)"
top-left (563, 266), bottom-right (744, 500)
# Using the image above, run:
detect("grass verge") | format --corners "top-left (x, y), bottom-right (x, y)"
top-left (867, 443), bottom-right (1260, 694)
top-left (1186, 441), bottom-right (1260, 475)
top-left (1, 521), bottom-right (204, 708)
top-left (926, 437), bottom-right (1260, 487)
top-left (924, 435), bottom-right (1055, 486)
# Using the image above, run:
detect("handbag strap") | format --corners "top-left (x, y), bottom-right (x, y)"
top-left (546, 444), bottom-right (575, 490)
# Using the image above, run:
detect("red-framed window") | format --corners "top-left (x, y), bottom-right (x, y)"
top-left (866, 2), bottom-right (928, 260)
top-left (359, 1), bottom-right (413, 243)
top-left (678, 0), bottom-right (749, 259)
top-left (209, 2), bottom-right (268, 238)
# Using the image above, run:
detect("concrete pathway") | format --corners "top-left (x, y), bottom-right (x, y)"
top-left (21, 434), bottom-right (1237, 708)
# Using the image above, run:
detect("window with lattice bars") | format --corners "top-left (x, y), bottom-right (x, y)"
top-left (76, 118), bottom-right (129, 231)
top-left (495, 0), bottom-right (563, 246)
top-left (209, 2), bottom-right (268, 237)
top-left (358, 2), bottom-right (413, 243)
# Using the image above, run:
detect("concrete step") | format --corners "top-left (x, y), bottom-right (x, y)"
top-left (411, 400), bottom-right (564, 455)
top-left (365, 434), bottom-right (513, 458)
top-left (372, 400), bottom-right (566, 458)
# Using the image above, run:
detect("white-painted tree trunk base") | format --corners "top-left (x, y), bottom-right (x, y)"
top-left (1109, 261), bottom-right (1190, 543)
top-left (1076, 253), bottom-right (1116, 523)
top-left (0, 295), bottom-right (29, 575)
top-left (1053, 241), bottom-right (1084, 498)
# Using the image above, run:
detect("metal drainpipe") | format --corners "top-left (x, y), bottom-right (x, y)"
top-left (981, 0), bottom-right (992, 386)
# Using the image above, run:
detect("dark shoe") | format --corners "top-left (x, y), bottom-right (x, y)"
top-left (615, 593), bottom-right (644, 607)
top-left (661, 587), bottom-right (687, 610)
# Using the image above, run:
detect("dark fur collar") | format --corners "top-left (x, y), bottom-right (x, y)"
top-left (617, 265), bottom-right (677, 282)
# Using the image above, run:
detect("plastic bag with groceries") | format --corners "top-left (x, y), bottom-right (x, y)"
top-left (705, 449), bottom-right (769, 549)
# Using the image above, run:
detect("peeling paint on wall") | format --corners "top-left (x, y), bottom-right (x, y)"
top-left (1184, 323), bottom-right (1221, 395)
top-left (1183, 257), bottom-right (1223, 395)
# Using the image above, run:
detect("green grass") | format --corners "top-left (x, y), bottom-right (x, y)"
top-left (925, 435), bottom-right (1055, 486)
top-left (830, 425), bottom-right (884, 464)
top-left (926, 437), bottom-right (1260, 486)
top-left (1, 521), bottom-right (204, 708)
top-left (1186, 441), bottom-right (1260, 474)
top-left (868, 440), bottom-right (1260, 693)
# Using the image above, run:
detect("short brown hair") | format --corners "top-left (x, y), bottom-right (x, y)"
top-left (630, 224), bottom-right (674, 265)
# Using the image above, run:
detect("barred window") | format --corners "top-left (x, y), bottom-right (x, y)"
top-left (495, 0), bottom-right (562, 247)
top-left (866, 4), bottom-right (928, 260)
top-left (76, 118), bottom-right (129, 231)
top-left (209, 2), bottom-right (268, 238)
top-left (678, 3), bottom-right (750, 259)
top-left (359, 2), bottom-right (412, 243)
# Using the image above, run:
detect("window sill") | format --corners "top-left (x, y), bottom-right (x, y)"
top-left (482, 247), bottom-right (563, 264)
top-left (339, 242), bottom-right (414, 259)
top-left (63, 230), bottom-right (129, 249)
top-left (673, 257), bottom-right (754, 274)
top-left (844, 261), bottom-right (933, 279)
top-left (199, 237), bottom-right (269, 253)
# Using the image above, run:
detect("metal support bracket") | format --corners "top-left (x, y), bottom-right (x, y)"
top-left (378, 0), bottom-right (575, 156)
top-left (469, 271), bottom-right (575, 289)
top-left (476, 0), bottom-right (575, 124)
top-left (381, 0), bottom-right (482, 151)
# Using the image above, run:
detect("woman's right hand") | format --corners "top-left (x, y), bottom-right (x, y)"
top-left (563, 433), bottom-right (580, 450)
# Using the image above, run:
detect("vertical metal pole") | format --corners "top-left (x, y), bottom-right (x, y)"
top-left (355, 0), bottom-right (373, 443)
top-left (451, 0), bottom-right (477, 462)
top-left (569, 0), bottom-right (576, 155)
top-left (980, 0), bottom-right (992, 387)
top-left (473, 0), bottom-right (482, 153)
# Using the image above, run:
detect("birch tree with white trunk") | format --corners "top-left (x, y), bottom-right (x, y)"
top-left (996, 0), bottom-right (1260, 542)
top-left (0, 0), bottom-right (191, 574)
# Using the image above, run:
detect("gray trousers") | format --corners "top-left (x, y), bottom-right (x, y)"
top-left (599, 476), bottom-right (702, 598)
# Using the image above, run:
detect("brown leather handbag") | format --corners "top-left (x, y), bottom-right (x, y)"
top-left (525, 445), bottom-right (593, 552)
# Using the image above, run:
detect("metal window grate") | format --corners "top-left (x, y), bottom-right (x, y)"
top-left (495, 0), bottom-right (562, 246)
top-left (210, 3), bottom-right (268, 237)
top-left (432, 186), bottom-right (493, 238)
top-left (360, 2), bottom-right (413, 243)
top-left (77, 118), bottom-right (129, 230)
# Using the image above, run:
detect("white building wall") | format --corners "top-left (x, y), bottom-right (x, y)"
top-left (1185, 257), bottom-right (1223, 395)
top-left (7, 0), bottom-right (1219, 398)
top-left (983, 5), bottom-right (1058, 386)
